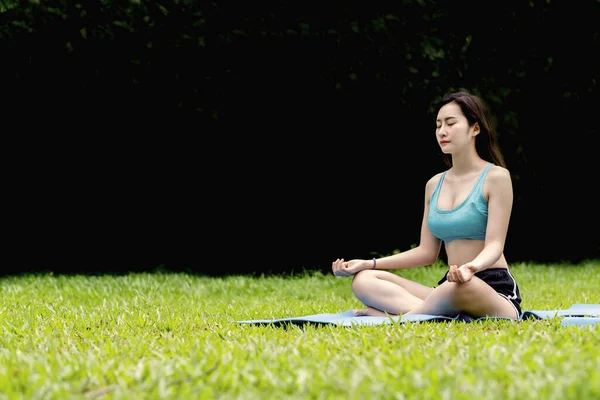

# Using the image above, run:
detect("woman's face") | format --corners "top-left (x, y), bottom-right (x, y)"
top-left (435, 102), bottom-right (478, 154)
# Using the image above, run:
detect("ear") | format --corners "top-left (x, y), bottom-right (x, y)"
top-left (471, 122), bottom-right (480, 137)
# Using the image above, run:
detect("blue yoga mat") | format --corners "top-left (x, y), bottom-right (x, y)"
top-left (236, 304), bottom-right (600, 327)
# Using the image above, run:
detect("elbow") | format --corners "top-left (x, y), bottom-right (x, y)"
top-left (426, 255), bottom-right (440, 265)
top-left (418, 246), bottom-right (441, 265)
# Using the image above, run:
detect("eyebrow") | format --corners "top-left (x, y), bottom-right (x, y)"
top-left (435, 116), bottom-right (458, 123)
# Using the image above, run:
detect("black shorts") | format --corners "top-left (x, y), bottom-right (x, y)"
top-left (437, 267), bottom-right (522, 315)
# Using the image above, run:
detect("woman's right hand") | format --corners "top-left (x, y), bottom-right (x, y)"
top-left (331, 258), bottom-right (369, 276)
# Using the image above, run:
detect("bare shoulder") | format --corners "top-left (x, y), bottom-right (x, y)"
top-left (485, 165), bottom-right (513, 196)
top-left (488, 165), bottom-right (512, 183)
top-left (426, 172), bottom-right (444, 190)
top-left (425, 172), bottom-right (444, 198)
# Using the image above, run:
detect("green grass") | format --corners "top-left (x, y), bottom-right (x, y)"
top-left (0, 261), bottom-right (598, 399)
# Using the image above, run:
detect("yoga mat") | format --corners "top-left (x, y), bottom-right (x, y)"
top-left (235, 303), bottom-right (600, 327)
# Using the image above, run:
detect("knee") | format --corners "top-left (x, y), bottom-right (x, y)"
top-left (443, 280), bottom-right (477, 303)
top-left (350, 269), bottom-right (375, 293)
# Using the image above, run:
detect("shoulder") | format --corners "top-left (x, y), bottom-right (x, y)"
top-left (487, 165), bottom-right (512, 184)
top-left (426, 172), bottom-right (444, 187)
top-left (425, 172), bottom-right (444, 195)
top-left (485, 165), bottom-right (513, 196)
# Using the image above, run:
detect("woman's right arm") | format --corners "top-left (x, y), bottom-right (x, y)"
top-left (374, 175), bottom-right (443, 270)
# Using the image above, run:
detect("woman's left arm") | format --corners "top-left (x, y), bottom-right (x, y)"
top-left (467, 166), bottom-right (514, 271)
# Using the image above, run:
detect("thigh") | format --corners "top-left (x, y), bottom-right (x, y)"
top-left (452, 277), bottom-right (520, 319)
top-left (475, 268), bottom-right (522, 315)
top-left (355, 270), bottom-right (434, 300)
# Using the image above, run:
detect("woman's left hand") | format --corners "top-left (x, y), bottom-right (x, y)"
top-left (447, 263), bottom-right (477, 283)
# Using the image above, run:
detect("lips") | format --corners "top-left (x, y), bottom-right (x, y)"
top-left (440, 141), bottom-right (449, 145)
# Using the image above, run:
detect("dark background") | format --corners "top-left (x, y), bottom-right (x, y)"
top-left (2, 0), bottom-right (598, 275)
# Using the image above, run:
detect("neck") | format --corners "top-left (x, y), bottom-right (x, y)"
top-left (450, 152), bottom-right (486, 175)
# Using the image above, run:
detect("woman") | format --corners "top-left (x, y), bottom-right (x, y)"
top-left (332, 89), bottom-right (522, 319)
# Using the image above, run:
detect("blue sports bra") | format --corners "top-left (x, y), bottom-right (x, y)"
top-left (428, 163), bottom-right (493, 243)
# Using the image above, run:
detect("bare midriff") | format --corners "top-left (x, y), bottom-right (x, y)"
top-left (445, 239), bottom-right (509, 269)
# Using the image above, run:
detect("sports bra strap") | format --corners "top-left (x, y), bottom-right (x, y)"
top-left (473, 163), bottom-right (493, 191)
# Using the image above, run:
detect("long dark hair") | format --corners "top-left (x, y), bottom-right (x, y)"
top-left (438, 90), bottom-right (506, 168)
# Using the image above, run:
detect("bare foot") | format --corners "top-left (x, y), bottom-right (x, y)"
top-left (354, 307), bottom-right (398, 317)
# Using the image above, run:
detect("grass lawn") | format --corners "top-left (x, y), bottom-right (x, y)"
top-left (0, 260), bottom-right (598, 399)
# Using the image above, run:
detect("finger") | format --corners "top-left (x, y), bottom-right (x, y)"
top-left (452, 265), bottom-right (460, 281)
top-left (452, 266), bottom-right (459, 281)
top-left (448, 265), bottom-right (456, 281)
top-left (332, 260), bottom-right (340, 273)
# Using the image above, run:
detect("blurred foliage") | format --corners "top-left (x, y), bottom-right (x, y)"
top-left (2, 1), bottom-right (596, 125)
top-left (1, 0), bottom-right (597, 269)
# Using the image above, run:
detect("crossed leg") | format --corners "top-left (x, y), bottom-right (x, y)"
top-left (351, 269), bottom-right (433, 316)
top-left (405, 276), bottom-right (519, 319)
top-left (351, 269), bottom-right (519, 319)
